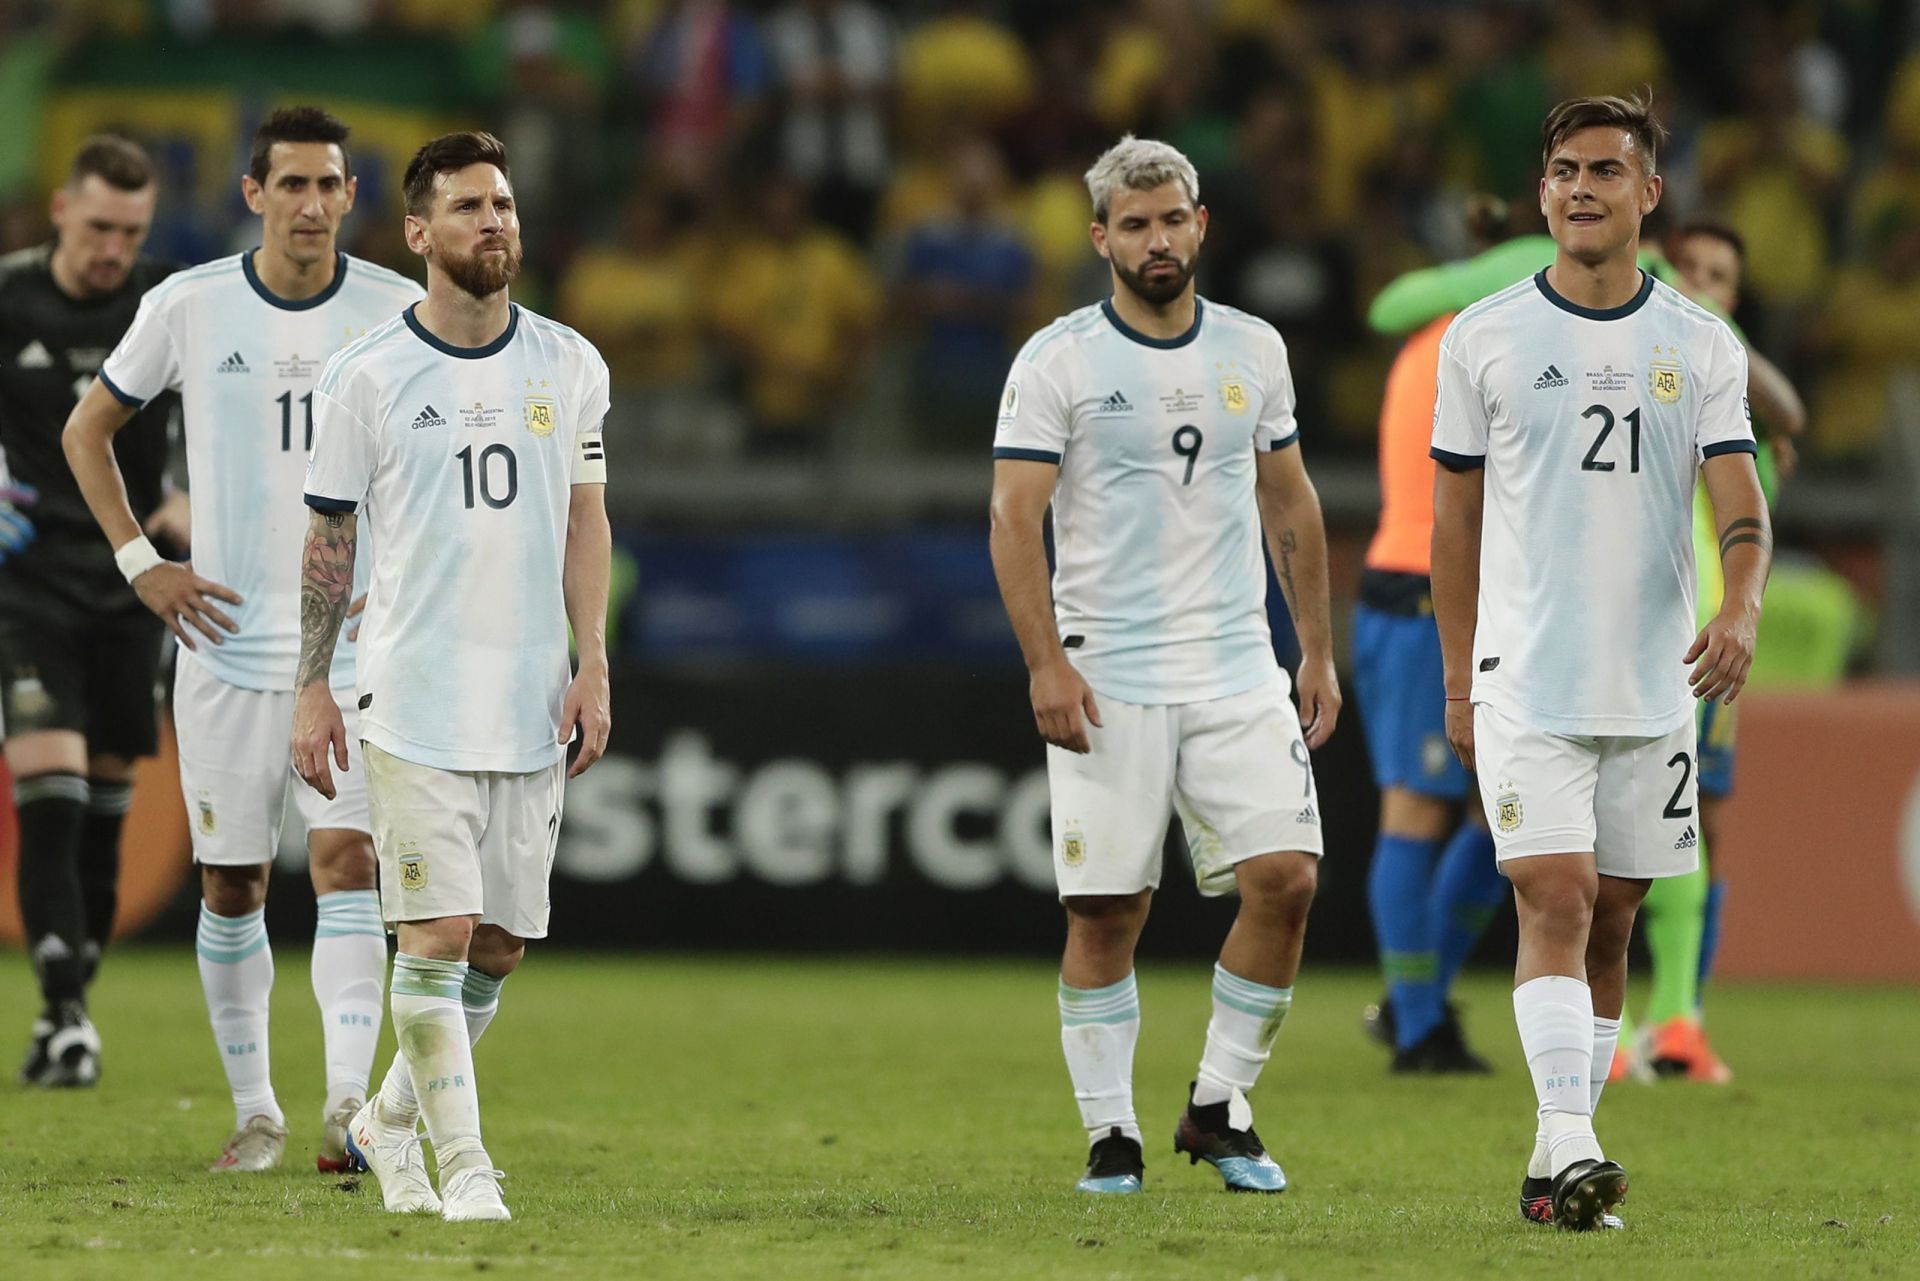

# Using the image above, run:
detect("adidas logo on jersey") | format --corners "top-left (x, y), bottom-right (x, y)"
top-left (16, 340), bottom-right (52, 369)
top-left (1674, 825), bottom-right (1698, 850)
top-left (1533, 364), bottom-right (1569, 389)
top-left (216, 351), bottom-right (250, 374)
top-left (1296, 803), bottom-right (1319, 825)
top-left (411, 404), bottom-right (447, 430)
top-left (1092, 390), bottom-right (1134, 416)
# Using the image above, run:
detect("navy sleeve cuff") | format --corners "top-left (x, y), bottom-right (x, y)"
top-left (1267, 429), bottom-right (1300, 451)
top-left (97, 369), bottom-right (145, 409)
top-left (1701, 439), bottom-right (1759, 459)
top-left (1430, 447), bottom-right (1486, 472)
top-left (992, 446), bottom-right (1062, 464)
top-left (304, 493), bottom-right (358, 514)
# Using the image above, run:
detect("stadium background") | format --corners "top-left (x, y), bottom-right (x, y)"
top-left (0, 0), bottom-right (1916, 981)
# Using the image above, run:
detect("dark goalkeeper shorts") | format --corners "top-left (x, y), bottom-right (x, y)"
top-left (0, 599), bottom-right (166, 759)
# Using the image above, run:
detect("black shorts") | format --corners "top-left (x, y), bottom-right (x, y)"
top-left (0, 601), bottom-right (165, 760)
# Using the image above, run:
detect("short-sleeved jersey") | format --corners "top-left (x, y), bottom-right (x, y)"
top-left (304, 303), bottom-right (610, 774)
top-left (99, 251), bottom-right (422, 690)
top-left (0, 244), bottom-right (178, 614)
top-left (992, 297), bottom-right (1298, 705)
top-left (1431, 271), bottom-right (1757, 737)
top-left (1365, 313), bottom-right (1451, 575)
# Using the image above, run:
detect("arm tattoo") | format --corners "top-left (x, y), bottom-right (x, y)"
top-left (296, 510), bottom-right (356, 688)
top-left (1718, 516), bottom-right (1770, 560)
top-left (1275, 527), bottom-right (1300, 610)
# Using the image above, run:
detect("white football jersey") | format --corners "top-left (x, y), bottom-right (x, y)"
top-left (99, 251), bottom-right (422, 691)
top-left (304, 303), bottom-right (609, 774)
top-left (1432, 271), bottom-right (1756, 736)
top-left (994, 298), bottom-right (1299, 705)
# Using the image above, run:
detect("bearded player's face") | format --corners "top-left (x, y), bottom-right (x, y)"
top-left (412, 163), bottom-right (522, 299)
top-left (1093, 183), bottom-right (1207, 308)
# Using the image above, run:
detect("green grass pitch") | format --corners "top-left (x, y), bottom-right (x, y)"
top-left (1, 950), bottom-right (1913, 1280)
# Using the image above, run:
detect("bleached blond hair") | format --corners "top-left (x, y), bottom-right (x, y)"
top-left (1084, 135), bottom-right (1199, 224)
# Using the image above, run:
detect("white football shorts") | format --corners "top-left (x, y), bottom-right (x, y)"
top-left (1047, 671), bottom-right (1324, 900)
top-left (174, 654), bottom-right (370, 866)
top-left (363, 741), bottom-right (564, 940)
top-left (1473, 700), bottom-right (1701, 880)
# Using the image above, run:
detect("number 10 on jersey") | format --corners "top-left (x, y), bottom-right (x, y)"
top-left (455, 443), bottom-right (519, 509)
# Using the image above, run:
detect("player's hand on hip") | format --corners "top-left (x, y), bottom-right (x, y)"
top-left (1030, 657), bottom-right (1101, 754)
top-left (133, 560), bottom-right (242, 651)
top-left (346, 593), bottom-right (367, 643)
top-left (561, 657), bottom-right (611, 778)
top-left (1295, 652), bottom-right (1341, 750)
top-left (1444, 699), bottom-right (1475, 772)
top-left (1685, 607), bottom-right (1758, 705)
top-left (291, 683), bottom-right (349, 800)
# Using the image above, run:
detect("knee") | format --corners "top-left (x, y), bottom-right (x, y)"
top-left (201, 864), bottom-right (268, 915)
top-left (468, 925), bottom-right (526, 978)
top-left (1238, 852), bottom-right (1318, 917)
top-left (1064, 893), bottom-right (1149, 949)
top-left (308, 830), bottom-right (377, 893)
top-left (1380, 789), bottom-right (1449, 841)
top-left (397, 915), bottom-right (476, 962)
top-left (1517, 877), bottom-right (1595, 934)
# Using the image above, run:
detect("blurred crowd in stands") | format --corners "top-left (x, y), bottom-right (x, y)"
top-left (3, 0), bottom-right (1918, 469)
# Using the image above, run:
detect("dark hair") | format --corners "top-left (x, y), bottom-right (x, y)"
top-left (249, 106), bottom-right (352, 185)
top-left (402, 132), bottom-right (510, 217)
top-left (68, 135), bottom-right (154, 192)
top-left (1674, 219), bottom-right (1746, 264)
top-left (1462, 194), bottom-right (1512, 249)
top-left (1541, 92), bottom-right (1668, 176)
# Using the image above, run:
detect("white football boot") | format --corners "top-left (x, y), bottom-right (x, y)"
top-left (345, 1098), bottom-right (442, 1213)
top-left (440, 1165), bottom-right (511, 1222)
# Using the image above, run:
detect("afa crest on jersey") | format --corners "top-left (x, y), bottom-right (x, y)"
top-left (1219, 378), bottom-right (1248, 414)
top-left (399, 853), bottom-right (427, 891)
top-left (1061, 826), bottom-right (1085, 867)
top-left (198, 800), bottom-right (217, 835)
top-left (525, 397), bottom-right (556, 438)
top-left (1649, 360), bottom-right (1683, 404)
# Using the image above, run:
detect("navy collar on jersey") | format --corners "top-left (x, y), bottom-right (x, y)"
top-left (1100, 295), bottom-right (1204, 349)
top-left (1533, 268), bottom-right (1654, 321)
top-left (404, 301), bottom-right (520, 359)
top-left (242, 248), bottom-right (348, 311)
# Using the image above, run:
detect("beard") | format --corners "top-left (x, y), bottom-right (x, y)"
top-left (1113, 250), bottom-right (1197, 306)
top-left (437, 235), bottom-right (522, 299)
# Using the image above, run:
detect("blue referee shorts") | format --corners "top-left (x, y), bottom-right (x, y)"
top-left (1352, 601), bottom-right (1472, 801)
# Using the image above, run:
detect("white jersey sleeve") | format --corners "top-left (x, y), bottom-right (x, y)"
top-left (1254, 329), bottom-right (1299, 450)
top-left (571, 350), bottom-right (610, 484)
top-left (306, 354), bottom-right (380, 511)
top-left (991, 352), bottom-right (1072, 463)
top-left (1430, 327), bottom-right (1488, 468)
top-left (1696, 323), bottom-right (1756, 462)
top-left (99, 286), bottom-right (182, 406)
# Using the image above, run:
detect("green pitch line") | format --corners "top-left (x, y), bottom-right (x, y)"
top-left (1, 950), bottom-right (1912, 1280)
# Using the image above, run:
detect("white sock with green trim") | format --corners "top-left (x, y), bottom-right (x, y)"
top-left (390, 954), bottom-right (488, 1177)
top-left (1058, 974), bottom-right (1141, 1145)
top-left (197, 904), bottom-right (282, 1129)
top-left (311, 890), bottom-right (386, 1114)
top-left (1192, 964), bottom-right (1292, 1107)
top-left (378, 967), bottom-right (505, 1129)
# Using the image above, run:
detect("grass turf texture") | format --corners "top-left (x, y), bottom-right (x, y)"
top-left (1, 951), bottom-right (1912, 1281)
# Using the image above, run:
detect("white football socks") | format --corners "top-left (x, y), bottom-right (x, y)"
top-left (197, 904), bottom-right (283, 1129)
top-left (1058, 974), bottom-right (1142, 1145)
top-left (1192, 964), bottom-right (1292, 1107)
top-left (1514, 975), bottom-right (1602, 1176)
top-left (1589, 1015), bottom-right (1622, 1115)
top-left (311, 890), bottom-right (387, 1113)
top-left (390, 954), bottom-right (489, 1177)
top-left (378, 967), bottom-right (504, 1128)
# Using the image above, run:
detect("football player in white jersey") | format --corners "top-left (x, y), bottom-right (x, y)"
top-left (1430, 95), bottom-right (1771, 1231)
top-left (990, 136), bottom-right (1339, 1196)
top-left (292, 131), bottom-right (611, 1224)
top-left (64, 108), bottom-right (423, 1174)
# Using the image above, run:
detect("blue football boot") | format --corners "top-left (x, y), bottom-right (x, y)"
top-left (1173, 1085), bottom-right (1287, 1193)
top-left (1075, 1126), bottom-right (1144, 1194)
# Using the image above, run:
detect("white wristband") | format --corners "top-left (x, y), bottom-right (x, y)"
top-left (114, 535), bottom-right (165, 584)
